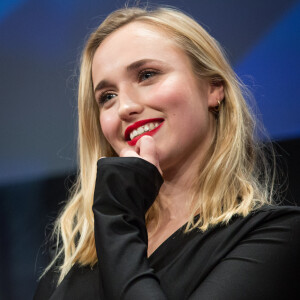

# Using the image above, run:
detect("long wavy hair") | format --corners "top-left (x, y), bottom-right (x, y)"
top-left (44, 6), bottom-right (275, 284)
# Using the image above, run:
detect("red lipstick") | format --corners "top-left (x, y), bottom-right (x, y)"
top-left (125, 118), bottom-right (164, 146)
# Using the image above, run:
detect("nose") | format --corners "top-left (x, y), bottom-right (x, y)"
top-left (118, 89), bottom-right (143, 120)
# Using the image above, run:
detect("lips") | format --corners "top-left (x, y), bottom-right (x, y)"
top-left (125, 118), bottom-right (164, 146)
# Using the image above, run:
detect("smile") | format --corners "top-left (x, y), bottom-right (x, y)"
top-left (130, 122), bottom-right (161, 140)
top-left (125, 118), bottom-right (164, 146)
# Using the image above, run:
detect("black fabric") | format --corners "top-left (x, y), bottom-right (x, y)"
top-left (34, 157), bottom-right (300, 300)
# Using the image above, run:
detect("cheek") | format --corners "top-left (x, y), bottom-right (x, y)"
top-left (145, 77), bottom-right (190, 109)
top-left (157, 77), bottom-right (208, 115)
top-left (149, 78), bottom-right (209, 129)
top-left (99, 112), bottom-right (118, 143)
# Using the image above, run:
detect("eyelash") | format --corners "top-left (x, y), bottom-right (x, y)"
top-left (138, 69), bottom-right (159, 82)
top-left (98, 92), bottom-right (117, 105)
top-left (97, 69), bottom-right (160, 105)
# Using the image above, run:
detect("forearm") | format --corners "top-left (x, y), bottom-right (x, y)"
top-left (93, 157), bottom-right (167, 299)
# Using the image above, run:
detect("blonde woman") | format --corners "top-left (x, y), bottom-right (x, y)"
top-left (34, 6), bottom-right (300, 300)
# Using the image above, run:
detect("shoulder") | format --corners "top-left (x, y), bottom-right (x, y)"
top-left (254, 204), bottom-right (300, 243)
top-left (234, 205), bottom-right (300, 258)
top-left (34, 264), bottom-right (100, 300)
top-left (250, 204), bottom-right (300, 227)
top-left (223, 205), bottom-right (300, 291)
top-left (34, 266), bottom-right (60, 300)
top-left (34, 243), bottom-right (62, 300)
top-left (222, 205), bottom-right (300, 234)
top-left (185, 206), bottom-right (300, 299)
top-left (213, 205), bottom-right (300, 257)
top-left (233, 204), bottom-right (300, 238)
top-left (256, 204), bottom-right (300, 215)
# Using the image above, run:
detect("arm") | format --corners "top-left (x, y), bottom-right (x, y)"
top-left (92, 157), bottom-right (167, 300)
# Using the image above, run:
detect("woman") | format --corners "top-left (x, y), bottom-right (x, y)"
top-left (34, 6), bottom-right (300, 300)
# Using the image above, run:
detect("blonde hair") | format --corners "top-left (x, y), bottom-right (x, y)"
top-left (45, 6), bottom-right (275, 284)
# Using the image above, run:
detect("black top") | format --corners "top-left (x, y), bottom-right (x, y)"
top-left (34, 157), bottom-right (300, 300)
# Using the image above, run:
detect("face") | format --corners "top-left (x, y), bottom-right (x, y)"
top-left (92, 22), bottom-right (223, 172)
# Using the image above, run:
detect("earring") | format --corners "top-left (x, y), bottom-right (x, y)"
top-left (209, 100), bottom-right (222, 115)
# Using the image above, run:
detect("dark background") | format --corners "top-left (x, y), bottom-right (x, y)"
top-left (1, 0), bottom-right (300, 299)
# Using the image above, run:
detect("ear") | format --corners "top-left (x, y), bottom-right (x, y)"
top-left (207, 83), bottom-right (224, 108)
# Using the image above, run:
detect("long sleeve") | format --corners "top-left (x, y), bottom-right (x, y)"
top-left (92, 157), bottom-right (167, 300)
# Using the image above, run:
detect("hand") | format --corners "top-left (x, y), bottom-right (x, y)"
top-left (120, 135), bottom-right (162, 176)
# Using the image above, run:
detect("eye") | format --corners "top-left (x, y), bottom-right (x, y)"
top-left (138, 69), bottom-right (159, 82)
top-left (98, 92), bottom-right (117, 105)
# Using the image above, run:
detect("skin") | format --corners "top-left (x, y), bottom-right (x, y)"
top-left (92, 21), bottom-right (224, 256)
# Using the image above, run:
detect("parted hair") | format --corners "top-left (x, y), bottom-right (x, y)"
top-left (45, 6), bottom-right (274, 284)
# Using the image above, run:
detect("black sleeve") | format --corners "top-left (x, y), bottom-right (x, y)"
top-left (92, 157), bottom-right (167, 300)
top-left (189, 208), bottom-right (300, 300)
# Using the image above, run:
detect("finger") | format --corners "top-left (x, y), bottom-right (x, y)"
top-left (137, 136), bottom-right (162, 175)
top-left (119, 147), bottom-right (140, 158)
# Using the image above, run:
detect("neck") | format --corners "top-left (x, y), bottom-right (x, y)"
top-left (155, 119), bottom-right (216, 223)
top-left (156, 153), bottom-right (202, 222)
top-left (146, 155), bottom-right (201, 239)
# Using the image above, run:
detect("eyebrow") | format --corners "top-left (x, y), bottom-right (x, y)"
top-left (93, 59), bottom-right (163, 94)
top-left (126, 58), bottom-right (160, 72)
top-left (94, 80), bottom-right (111, 94)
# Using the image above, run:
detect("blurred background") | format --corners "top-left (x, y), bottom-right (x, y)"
top-left (1, 0), bottom-right (300, 298)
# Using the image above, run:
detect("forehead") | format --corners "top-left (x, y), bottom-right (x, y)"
top-left (97, 21), bottom-right (173, 54)
top-left (91, 21), bottom-right (189, 76)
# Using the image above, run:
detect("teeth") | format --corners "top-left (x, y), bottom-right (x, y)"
top-left (129, 122), bottom-right (161, 140)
